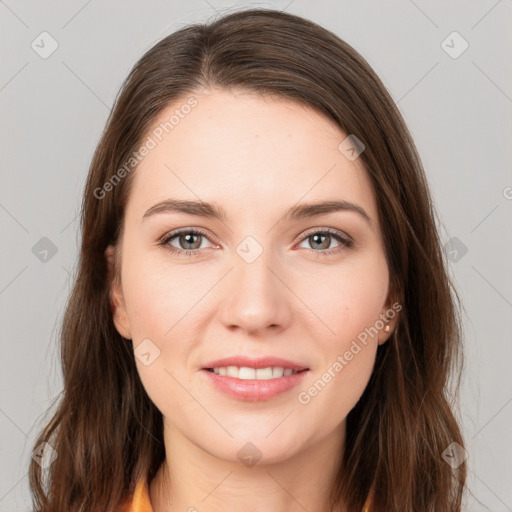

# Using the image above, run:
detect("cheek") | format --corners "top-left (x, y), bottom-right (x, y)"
top-left (293, 252), bottom-right (389, 343)
top-left (124, 265), bottom-right (197, 414)
top-left (123, 261), bottom-right (198, 340)
top-left (292, 302), bottom-right (379, 446)
top-left (121, 260), bottom-right (208, 394)
top-left (291, 252), bottom-right (387, 413)
top-left (299, 342), bottom-right (376, 437)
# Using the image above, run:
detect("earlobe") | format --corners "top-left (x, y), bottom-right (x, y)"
top-left (378, 317), bottom-right (397, 345)
top-left (378, 291), bottom-right (401, 345)
top-left (105, 244), bottom-right (132, 340)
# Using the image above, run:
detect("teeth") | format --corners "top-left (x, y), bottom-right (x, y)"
top-left (211, 366), bottom-right (300, 380)
top-left (256, 367), bottom-right (273, 379)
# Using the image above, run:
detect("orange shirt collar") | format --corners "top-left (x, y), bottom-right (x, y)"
top-left (119, 476), bottom-right (372, 511)
top-left (118, 477), bottom-right (153, 512)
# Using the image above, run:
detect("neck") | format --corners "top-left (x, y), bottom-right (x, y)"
top-left (149, 418), bottom-right (347, 512)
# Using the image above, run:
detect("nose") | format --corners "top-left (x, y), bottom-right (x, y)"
top-left (217, 248), bottom-right (292, 336)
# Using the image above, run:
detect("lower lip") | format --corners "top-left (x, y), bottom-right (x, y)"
top-left (200, 369), bottom-right (309, 401)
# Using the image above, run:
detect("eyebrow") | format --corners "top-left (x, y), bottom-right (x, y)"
top-left (142, 198), bottom-right (372, 226)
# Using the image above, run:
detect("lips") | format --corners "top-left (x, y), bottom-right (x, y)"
top-left (202, 355), bottom-right (309, 371)
top-left (200, 366), bottom-right (309, 401)
top-left (199, 355), bottom-right (310, 401)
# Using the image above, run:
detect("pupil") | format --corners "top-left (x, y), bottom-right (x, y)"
top-left (312, 233), bottom-right (329, 249)
top-left (182, 233), bottom-right (200, 249)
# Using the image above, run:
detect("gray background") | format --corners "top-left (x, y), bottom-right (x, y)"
top-left (1, 1), bottom-right (511, 510)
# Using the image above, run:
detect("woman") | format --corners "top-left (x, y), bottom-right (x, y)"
top-left (29, 8), bottom-right (467, 512)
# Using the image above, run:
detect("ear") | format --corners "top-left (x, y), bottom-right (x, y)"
top-left (378, 286), bottom-right (401, 346)
top-left (105, 244), bottom-right (132, 340)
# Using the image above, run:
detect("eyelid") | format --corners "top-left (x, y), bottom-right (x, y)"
top-left (159, 226), bottom-right (353, 256)
top-left (158, 226), bottom-right (218, 247)
top-left (296, 226), bottom-right (353, 245)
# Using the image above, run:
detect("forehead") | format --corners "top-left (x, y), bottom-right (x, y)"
top-left (124, 89), bottom-right (378, 224)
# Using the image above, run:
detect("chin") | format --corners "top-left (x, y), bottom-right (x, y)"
top-left (202, 435), bottom-right (304, 467)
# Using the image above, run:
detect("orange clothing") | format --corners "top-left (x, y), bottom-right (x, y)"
top-left (118, 478), bottom-right (153, 512)
top-left (119, 476), bottom-right (372, 511)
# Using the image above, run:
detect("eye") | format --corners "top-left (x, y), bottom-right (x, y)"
top-left (159, 227), bottom-right (353, 258)
top-left (159, 228), bottom-right (216, 256)
top-left (296, 228), bottom-right (353, 257)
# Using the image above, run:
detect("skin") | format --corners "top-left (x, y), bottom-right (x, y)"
top-left (106, 88), bottom-right (398, 512)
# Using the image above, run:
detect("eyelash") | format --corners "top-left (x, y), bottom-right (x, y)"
top-left (158, 227), bottom-right (353, 258)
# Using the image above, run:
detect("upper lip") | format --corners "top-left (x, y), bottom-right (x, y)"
top-left (202, 356), bottom-right (309, 371)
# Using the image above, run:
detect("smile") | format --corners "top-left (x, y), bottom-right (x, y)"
top-left (206, 366), bottom-right (302, 379)
top-left (201, 367), bottom-right (309, 401)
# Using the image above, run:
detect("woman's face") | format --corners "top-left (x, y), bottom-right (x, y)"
top-left (107, 88), bottom-right (396, 465)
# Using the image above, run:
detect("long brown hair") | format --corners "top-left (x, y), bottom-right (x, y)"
top-left (29, 8), bottom-right (466, 511)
